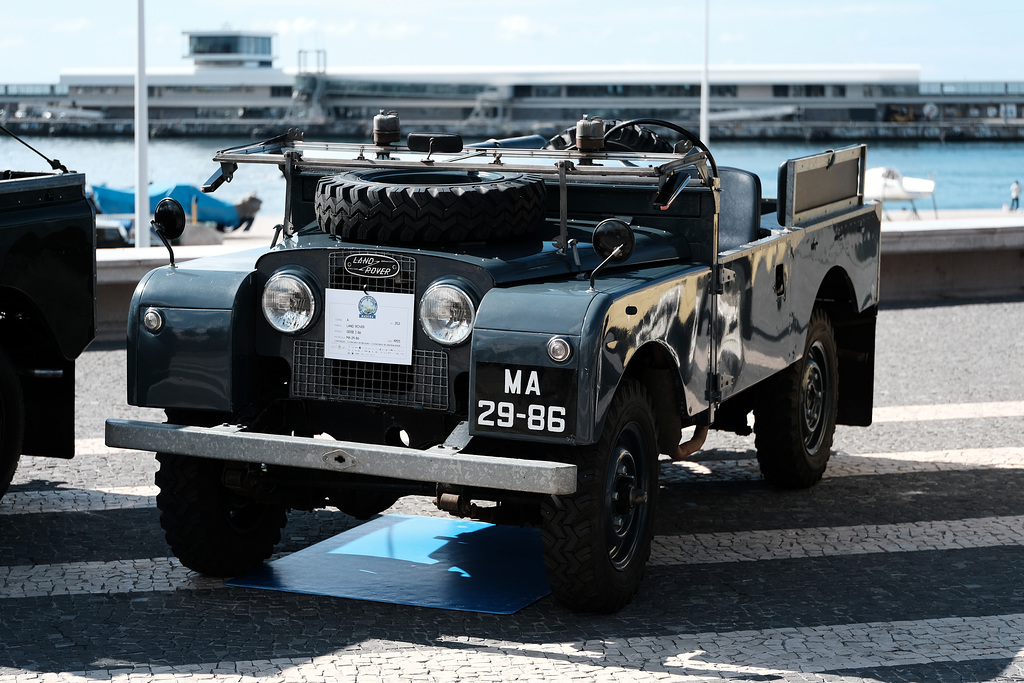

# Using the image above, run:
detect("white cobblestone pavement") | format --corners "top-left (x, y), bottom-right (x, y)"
top-left (4, 401), bottom-right (1024, 681)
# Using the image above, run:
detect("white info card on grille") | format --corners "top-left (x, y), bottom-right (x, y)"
top-left (324, 289), bottom-right (415, 365)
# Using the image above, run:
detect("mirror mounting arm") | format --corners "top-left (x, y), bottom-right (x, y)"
top-left (588, 245), bottom-right (623, 292)
top-left (154, 224), bottom-right (177, 268)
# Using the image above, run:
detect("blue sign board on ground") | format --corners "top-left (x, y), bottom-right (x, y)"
top-left (228, 515), bottom-right (550, 614)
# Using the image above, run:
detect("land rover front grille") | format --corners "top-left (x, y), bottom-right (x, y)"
top-left (290, 250), bottom-right (449, 410)
top-left (291, 341), bottom-right (449, 409)
top-left (329, 250), bottom-right (416, 294)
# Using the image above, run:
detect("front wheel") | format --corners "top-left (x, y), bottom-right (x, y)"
top-left (541, 379), bottom-right (658, 613)
top-left (754, 309), bottom-right (839, 488)
top-left (155, 453), bottom-right (287, 576)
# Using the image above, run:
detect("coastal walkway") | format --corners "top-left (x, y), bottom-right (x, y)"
top-left (94, 210), bottom-right (1024, 342)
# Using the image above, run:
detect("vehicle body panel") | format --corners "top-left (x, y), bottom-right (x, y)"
top-left (0, 171), bottom-right (96, 460)
top-left (109, 133), bottom-right (879, 500)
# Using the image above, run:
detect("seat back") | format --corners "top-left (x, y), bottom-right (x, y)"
top-left (717, 167), bottom-right (762, 252)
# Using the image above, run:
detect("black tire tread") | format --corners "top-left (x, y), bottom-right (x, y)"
top-left (754, 309), bottom-right (839, 488)
top-left (540, 379), bottom-right (658, 613)
top-left (155, 453), bottom-right (286, 576)
top-left (315, 171), bottom-right (547, 244)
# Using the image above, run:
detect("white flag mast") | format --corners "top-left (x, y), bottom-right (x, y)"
top-left (134, 0), bottom-right (150, 248)
top-left (699, 0), bottom-right (710, 144)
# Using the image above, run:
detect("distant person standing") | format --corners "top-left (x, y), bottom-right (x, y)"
top-left (1012, 180), bottom-right (1021, 210)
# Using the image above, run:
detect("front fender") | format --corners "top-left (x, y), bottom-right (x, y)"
top-left (127, 250), bottom-right (263, 413)
top-left (470, 283), bottom-right (598, 444)
top-left (469, 265), bottom-right (711, 446)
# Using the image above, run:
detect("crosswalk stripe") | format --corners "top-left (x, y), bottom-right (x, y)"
top-left (662, 446), bottom-right (1024, 484)
top-left (427, 615), bottom-right (1024, 678)
top-left (0, 614), bottom-right (1020, 681)
top-left (873, 400), bottom-right (1024, 422)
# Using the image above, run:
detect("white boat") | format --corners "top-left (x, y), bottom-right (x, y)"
top-left (864, 166), bottom-right (936, 218)
top-left (865, 167), bottom-right (935, 202)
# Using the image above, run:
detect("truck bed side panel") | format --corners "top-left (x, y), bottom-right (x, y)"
top-left (716, 205), bottom-right (881, 404)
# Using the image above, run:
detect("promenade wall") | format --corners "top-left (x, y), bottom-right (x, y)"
top-left (94, 211), bottom-right (1024, 343)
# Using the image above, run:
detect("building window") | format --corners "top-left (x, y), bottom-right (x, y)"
top-left (793, 85), bottom-right (825, 97)
top-left (190, 35), bottom-right (271, 57)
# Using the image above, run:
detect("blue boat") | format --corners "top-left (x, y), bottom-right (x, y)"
top-left (90, 183), bottom-right (240, 229)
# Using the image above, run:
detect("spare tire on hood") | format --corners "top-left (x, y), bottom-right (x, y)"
top-left (315, 168), bottom-right (547, 245)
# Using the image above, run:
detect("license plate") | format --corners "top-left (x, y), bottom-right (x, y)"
top-left (473, 363), bottom-right (577, 437)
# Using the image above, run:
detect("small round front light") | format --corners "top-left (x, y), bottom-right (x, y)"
top-left (547, 337), bottom-right (572, 363)
top-left (262, 272), bottom-right (316, 333)
top-left (142, 308), bottom-right (164, 334)
top-left (419, 282), bottom-right (475, 346)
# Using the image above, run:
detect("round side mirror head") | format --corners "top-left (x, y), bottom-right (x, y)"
top-left (593, 218), bottom-right (635, 263)
top-left (153, 198), bottom-right (186, 240)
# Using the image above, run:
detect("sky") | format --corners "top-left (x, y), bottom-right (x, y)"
top-left (0, 1), bottom-right (1019, 84)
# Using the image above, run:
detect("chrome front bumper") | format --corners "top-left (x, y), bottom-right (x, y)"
top-left (104, 419), bottom-right (577, 495)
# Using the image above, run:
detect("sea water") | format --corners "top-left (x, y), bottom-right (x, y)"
top-left (3, 134), bottom-right (1023, 214)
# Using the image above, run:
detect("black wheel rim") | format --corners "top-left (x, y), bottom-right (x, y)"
top-left (604, 422), bottom-right (651, 571)
top-left (800, 340), bottom-right (832, 455)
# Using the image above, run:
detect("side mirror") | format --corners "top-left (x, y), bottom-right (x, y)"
top-left (588, 218), bottom-right (636, 291)
top-left (593, 218), bottom-right (635, 263)
top-left (153, 198), bottom-right (186, 239)
top-left (152, 198), bottom-right (186, 267)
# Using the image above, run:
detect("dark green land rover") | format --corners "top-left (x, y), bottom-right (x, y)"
top-left (107, 116), bottom-right (879, 612)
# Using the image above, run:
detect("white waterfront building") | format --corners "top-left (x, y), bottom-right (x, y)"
top-left (57, 30), bottom-right (295, 125)
top-left (3, 30), bottom-right (1022, 140)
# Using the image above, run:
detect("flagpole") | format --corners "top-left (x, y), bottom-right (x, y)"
top-left (699, 0), bottom-right (710, 144)
top-left (134, 0), bottom-right (150, 248)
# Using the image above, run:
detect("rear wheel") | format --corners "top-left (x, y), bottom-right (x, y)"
top-left (754, 309), bottom-right (839, 488)
top-left (541, 379), bottom-right (658, 613)
top-left (0, 350), bottom-right (24, 500)
top-left (155, 453), bottom-right (286, 576)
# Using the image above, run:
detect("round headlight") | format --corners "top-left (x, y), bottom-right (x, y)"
top-left (262, 272), bottom-right (316, 333)
top-left (419, 282), bottom-right (476, 346)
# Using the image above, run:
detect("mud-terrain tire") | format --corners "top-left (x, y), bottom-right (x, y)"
top-left (754, 309), bottom-right (839, 488)
top-left (155, 453), bottom-right (286, 576)
top-left (545, 122), bottom-right (674, 152)
top-left (541, 378), bottom-right (658, 613)
top-left (315, 169), bottom-right (547, 245)
top-left (0, 350), bottom-right (24, 500)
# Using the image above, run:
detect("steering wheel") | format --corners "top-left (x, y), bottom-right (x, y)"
top-left (602, 118), bottom-right (719, 178)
